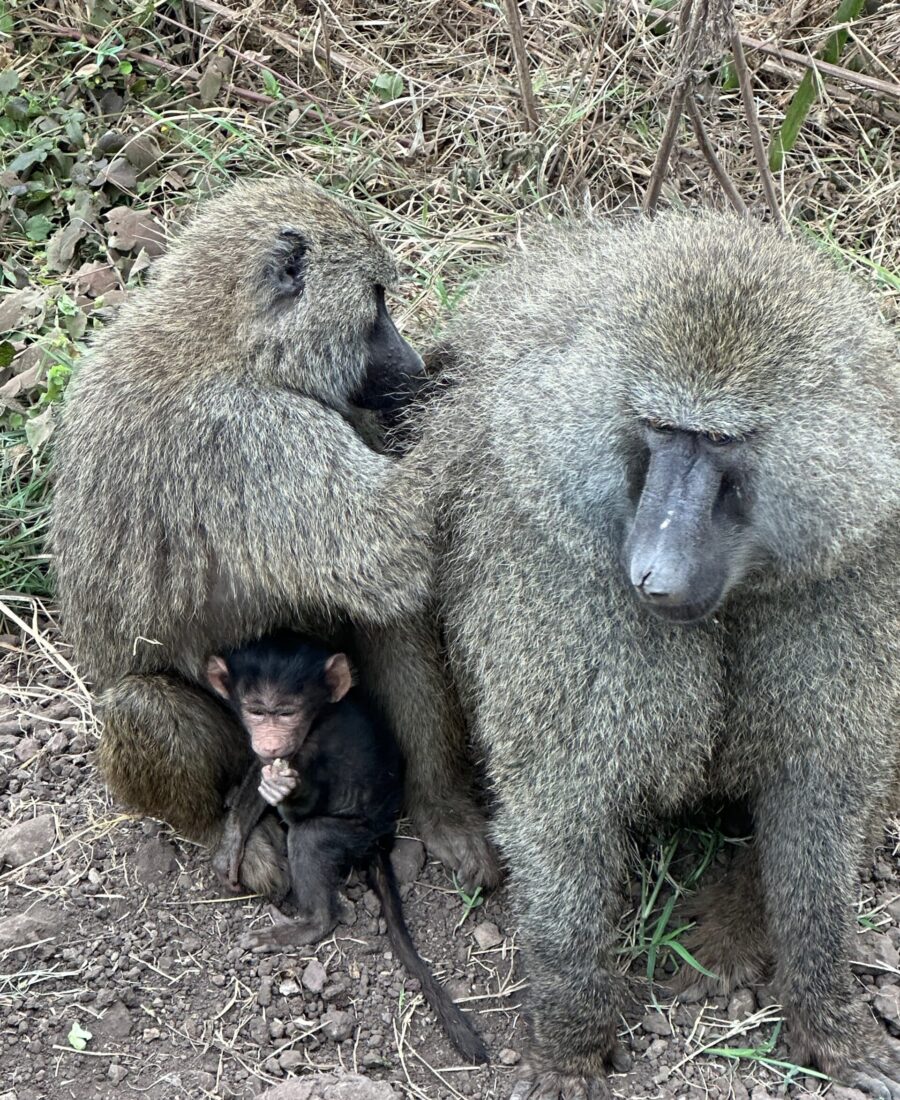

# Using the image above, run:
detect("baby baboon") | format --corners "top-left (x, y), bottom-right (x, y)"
top-left (205, 629), bottom-right (489, 1065)
top-left (415, 214), bottom-right (900, 1097)
top-left (50, 176), bottom-right (497, 898)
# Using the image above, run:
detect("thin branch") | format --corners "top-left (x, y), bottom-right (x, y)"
top-left (189, 0), bottom-right (371, 80)
top-left (730, 30), bottom-right (786, 232)
top-left (741, 31), bottom-right (900, 100)
top-left (503, 0), bottom-right (540, 132)
top-left (685, 93), bottom-right (748, 215)
top-left (634, 2), bottom-right (900, 100)
top-left (642, 81), bottom-right (689, 213)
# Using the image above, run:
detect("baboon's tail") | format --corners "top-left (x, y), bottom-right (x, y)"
top-left (369, 849), bottom-right (489, 1065)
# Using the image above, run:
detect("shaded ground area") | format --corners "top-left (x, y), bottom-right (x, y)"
top-left (2, 617), bottom-right (899, 1100)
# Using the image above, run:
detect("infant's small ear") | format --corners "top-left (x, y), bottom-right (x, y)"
top-left (206, 656), bottom-right (230, 698)
top-left (323, 653), bottom-right (354, 703)
top-left (266, 228), bottom-right (309, 296)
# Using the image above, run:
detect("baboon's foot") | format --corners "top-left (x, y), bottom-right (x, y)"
top-left (210, 818), bottom-right (247, 894)
top-left (235, 816), bottom-right (289, 903)
top-left (508, 1046), bottom-right (630, 1099)
top-left (238, 910), bottom-right (337, 953)
top-left (509, 1070), bottom-right (608, 1100)
top-left (415, 808), bottom-right (502, 892)
top-left (792, 1021), bottom-right (900, 1099)
top-left (669, 852), bottom-right (770, 999)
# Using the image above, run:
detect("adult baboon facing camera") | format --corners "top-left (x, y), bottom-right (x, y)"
top-left (51, 176), bottom-right (497, 898)
top-left (416, 213), bottom-right (900, 1097)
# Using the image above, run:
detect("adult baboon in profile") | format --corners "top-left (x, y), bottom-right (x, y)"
top-left (51, 176), bottom-right (497, 897)
top-left (415, 213), bottom-right (900, 1097)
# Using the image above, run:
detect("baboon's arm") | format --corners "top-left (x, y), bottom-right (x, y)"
top-left (206, 388), bottom-right (431, 625)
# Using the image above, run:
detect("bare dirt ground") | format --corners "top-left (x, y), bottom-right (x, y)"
top-left (2, 614), bottom-right (899, 1100)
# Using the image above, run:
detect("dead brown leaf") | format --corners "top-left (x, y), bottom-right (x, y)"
top-left (0, 289), bottom-right (46, 335)
top-left (105, 207), bottom-right (167, 257)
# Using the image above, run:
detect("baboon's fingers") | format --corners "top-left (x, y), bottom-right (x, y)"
top-left (238, 913), bottom-right (335, 952)
top-left (607, 1044), bottom-right (632, 1074)
top-left (847, 1039), bottom-right (900, 1100)
top-left (417, 815), bottom-right (502, 891)
top-left (508, 1070), bottom-right (609, 1100)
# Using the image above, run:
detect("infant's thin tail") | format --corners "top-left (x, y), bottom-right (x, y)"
top-left (370, 850), bottom-right (489, 1065)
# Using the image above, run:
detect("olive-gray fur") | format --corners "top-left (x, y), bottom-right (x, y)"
top-left (414, 212), bottom-right (900, 1095)
top-left (51, 175), bottom-right (497, 895)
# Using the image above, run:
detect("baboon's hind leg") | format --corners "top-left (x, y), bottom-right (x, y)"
top-left (99, 673), bottom-right (288, 899)
top-left (356, 617), bottom-right (501, 891)
top-left (670, 845), bottom-right (771, 998)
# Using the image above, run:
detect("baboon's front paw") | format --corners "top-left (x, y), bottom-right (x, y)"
top-left (237, 912), bottom-right (336, 953)
top-left (418, 814), bottom-right (502, 892)
top-left (210, 844), bottom-right (243, 894)
top-left (508, 1068), bottom-right (609, 1100)
top-left (820, 1036), bottom-right (900, 1100)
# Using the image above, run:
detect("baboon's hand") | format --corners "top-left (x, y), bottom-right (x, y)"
top-left (827, 1038), bottom-right (900, 1100)
top-left (507, 1047), bottom-right (629, 1100)
top-left (508, 1069), bottom-right (609, 1100)
top-left (259, 762), bottom-right (299, 806)
top-left (415, 811), bottom-right (502, 892)
top-left (238, 912), bottom-right (337, 952)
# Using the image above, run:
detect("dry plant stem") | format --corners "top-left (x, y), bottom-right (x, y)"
top-left (685, 93), bottom-right (748, 215)
top-left (634, 2), bottom-right (900, 100)
top-left (503, 0), bottom-right (540, 132)
top-left (741, 32), bottom-right (900, 100)
top-left (189, 0), bottom-right (370, 79)
top-left (642, 80), bottom-right (690, 213)
top-left (730, 32), bottom-right (786, 233)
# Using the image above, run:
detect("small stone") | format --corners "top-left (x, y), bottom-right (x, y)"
top-left (279, 1050), bottom-right (304, 1072)
top-left (255, 1073), bottom-right (400, 1099)
top-left (0, 907), bottom-right (57, 952)
top-left (279, 978), bottom-right (300, 997)
top-left (45, 729), bottom-right (69, 753)
top-left (302, 959), bottom-right (327, 994)
top-left (249, 1017), bottom-right (269, 1045)
top-left (258, 978), bottom-right (273, 1007)
top-left (874, 987), bottom-right (900, 1026)
top-left (13, 737), bottom-right (39, 763)
top-left (472, 920), bottom-right (503, 951)
top-left (93, 1001), bottom-right (132, 1040)
top-left (641, 1011), bottom-right (672, 1036)
top-left (362, 890), bottom-right (380, 916)
top-left (726, 988), bottom-right (756, 1020)
top-left (871, 936), bottom-right (900, 971)
top-left (107, 1065), bottom-right (126, 1085)
top-left (142, 1027), bottom-right (161, 1041)
top-left (322, 1009), bottom-right (354, 1042)
top-left (498, 1048), bottom-right (520, 1065)
top-left (389, 838), bottom-right (426, 884)
top-left (0, 815), bottom-right (55, 867)
top-left (825, 1089), bottom-right (868, 1100)
top-left (130, 838), bottom-right (178, 885)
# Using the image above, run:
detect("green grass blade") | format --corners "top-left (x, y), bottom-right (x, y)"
top-left (769, 0), bottom-right (866, 171)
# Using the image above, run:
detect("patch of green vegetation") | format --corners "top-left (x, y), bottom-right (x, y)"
top-left (622, 825), bottom-right (735, 983)
top-left (452, 878), bottom-right (484, 929)
top-left (0, 430), bottom-right (53, 597)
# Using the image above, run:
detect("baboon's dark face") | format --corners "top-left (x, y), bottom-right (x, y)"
top-left (352, 287), bottom-right (426, 412)
top-left (623, 421), bottom-right (754, 623)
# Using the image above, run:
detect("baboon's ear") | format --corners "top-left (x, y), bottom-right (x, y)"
top-left (267, 228), bottom-right (309, 296)
top-left (323, 653), bottom-right (354, 703)
top-left (206, 656), bottom-right (231, 699)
